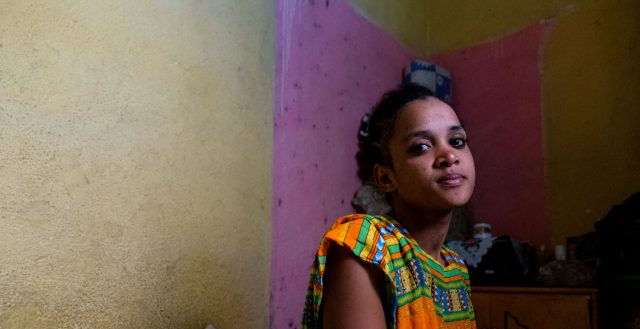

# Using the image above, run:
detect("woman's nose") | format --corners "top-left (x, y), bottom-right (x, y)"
top-left (435, 150), bottom-right (458, 168)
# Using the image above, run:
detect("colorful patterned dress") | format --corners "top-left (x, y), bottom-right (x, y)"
top-left (302, 214), bottom-right (476, 329)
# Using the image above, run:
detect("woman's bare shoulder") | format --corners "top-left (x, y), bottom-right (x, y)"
top-left (321, 243), bottom-right (387, 329)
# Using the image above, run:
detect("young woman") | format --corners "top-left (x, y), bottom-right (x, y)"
top-left (302, 83), bottom-right (477, 329)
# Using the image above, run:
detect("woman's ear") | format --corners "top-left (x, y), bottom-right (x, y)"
top-left (373, 164), bottom-right (396, 193)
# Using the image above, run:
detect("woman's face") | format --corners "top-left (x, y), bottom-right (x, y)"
top-left (379, 97), bottom-right (476, 212)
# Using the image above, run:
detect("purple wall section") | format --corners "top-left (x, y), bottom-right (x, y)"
top-left (430, 23), bottom-right (552, 247)
top-left (271, 1), bottom-right (412, 327)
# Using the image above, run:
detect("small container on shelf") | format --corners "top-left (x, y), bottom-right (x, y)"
top-left (473, 223), bottom-right (492, 240)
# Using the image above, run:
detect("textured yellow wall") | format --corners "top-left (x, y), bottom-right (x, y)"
top-left (0, 1), bottom-right (273, 328)
top-left (348, 0), bottom-right (590, 55)
top-left (347, 0), bottom-right (426, 54)
top-left (543, 0), bottom-right (640, 244)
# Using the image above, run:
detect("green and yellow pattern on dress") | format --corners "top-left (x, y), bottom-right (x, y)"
top-left (302, 214), bottom-right (476, 329)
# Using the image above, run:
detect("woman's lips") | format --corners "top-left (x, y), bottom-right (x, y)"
top-left (437, 174), bottom-right (465, 187)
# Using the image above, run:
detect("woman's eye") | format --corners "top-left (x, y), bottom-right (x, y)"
top-left (409, 143), bottom-right (430, 154)
top-left (450, 137), bottom-right (467, 149)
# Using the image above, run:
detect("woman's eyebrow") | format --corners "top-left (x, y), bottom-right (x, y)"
top-left (403, 130), bottom-right (432, 142)
top-left (402, 125), bottom-right (465, 141)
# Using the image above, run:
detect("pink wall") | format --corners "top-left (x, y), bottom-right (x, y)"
top-left (271, 0), bottom-right (412, 327)
top-left (430, 23), bottom-right (553, 247)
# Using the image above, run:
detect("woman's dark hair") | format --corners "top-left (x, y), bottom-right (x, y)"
top-left (356, 83), bottom-right (436, 182)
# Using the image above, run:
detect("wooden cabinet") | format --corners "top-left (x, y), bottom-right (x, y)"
top-left (472, 286), bottom-right (598, 329)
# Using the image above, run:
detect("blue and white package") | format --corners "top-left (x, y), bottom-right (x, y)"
top-left (403, 60), bottom-right (452, 104)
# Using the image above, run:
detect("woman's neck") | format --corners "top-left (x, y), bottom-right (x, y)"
top-left (391, 204), bottom-right (453, 265)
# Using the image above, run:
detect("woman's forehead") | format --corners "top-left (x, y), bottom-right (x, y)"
top-left (395, 98), bottom-right (461, 130)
